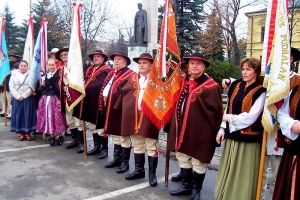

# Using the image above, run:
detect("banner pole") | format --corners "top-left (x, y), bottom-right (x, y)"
top-left (256, 129), bottom-right (267, 200)
top-left (164, 149), bottom-right (170, 187)
top-left (3, 78), bottom-right (7, 127)
top-left (82, 121), bottom-right (87, 159)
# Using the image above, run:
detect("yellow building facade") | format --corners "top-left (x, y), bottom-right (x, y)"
top-left (245, 8), bottom-right (300, 59)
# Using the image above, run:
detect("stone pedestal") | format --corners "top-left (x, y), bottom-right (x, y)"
top-left (128, 46), bottom-right (148, 72)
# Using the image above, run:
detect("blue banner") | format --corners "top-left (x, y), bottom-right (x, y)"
top-left (0, 31), bottom-right (10, 84)
top-left (28, 29), bottom-right (42, 91)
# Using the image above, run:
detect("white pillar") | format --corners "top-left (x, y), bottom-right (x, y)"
top-left (142, 0), bottom-right (159, 55)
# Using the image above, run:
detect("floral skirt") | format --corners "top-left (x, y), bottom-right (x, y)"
top-left (10, 95), bottom-right (37, 133)
top-left (37, 95), bottom-right (67, 135)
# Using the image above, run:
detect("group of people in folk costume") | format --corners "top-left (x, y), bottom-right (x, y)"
top-left (4, 44), bottom-right (300, 200)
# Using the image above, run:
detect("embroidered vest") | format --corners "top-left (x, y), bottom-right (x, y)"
top-left (225, 80), bottom-right (265, 142)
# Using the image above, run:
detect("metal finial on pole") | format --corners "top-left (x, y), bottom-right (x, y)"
top-left (29, 0), bottom-right (33, 17)
top-left (2, 13), bottom-right (6, 33)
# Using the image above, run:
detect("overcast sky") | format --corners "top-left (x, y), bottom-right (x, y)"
top-left (0, 0), bottom-right (164, 41)
top-left (0, 0), bottom-right (263, 40)
top-left (0, 0), bottom-right (165, 25)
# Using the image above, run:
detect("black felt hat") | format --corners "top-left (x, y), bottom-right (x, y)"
top-left (55, 47), bottom-right (69, 62)
top-left (183, 52), bottom-right (211, 68)
top-left (133, 53), bottom-right (154, 63)
top-left (88, 50), bottom-right (108, 63)
top-left (110, 52), bottom-right (131, 65)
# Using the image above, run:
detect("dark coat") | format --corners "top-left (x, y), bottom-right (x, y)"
top-left (97, 67), bottom-right (135, 135)
top-left (167, 74), bottom-right (223, 163)
top-left (73, 64), bottom-right (112, 125)
top-left (115, 74), bottom-right (159, 139)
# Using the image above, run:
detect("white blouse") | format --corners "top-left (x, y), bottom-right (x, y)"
top-left (219, 92), bottom-right (266, 134)
top-left (47, 70), bottom-right (57, 79)
top-left (103, 72), bottom-right (116, 97)
top-left (138, 74), bottom-right (149, 111)
top-left (9, 70), bottom-right (32, 100)
top-left (277, 91), bottom-right (299, 140)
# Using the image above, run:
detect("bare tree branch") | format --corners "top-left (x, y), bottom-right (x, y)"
top-left (49, 0), bottom-right (116, 59)
top-left (208, 0), bottom-right (262, 65)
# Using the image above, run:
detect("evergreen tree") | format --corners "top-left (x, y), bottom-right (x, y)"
top-left (205, 59), bottom-right (241, 89)
top-left (4, 5), bottom-right (20, 53)
top-left (15, 19), bottom-right (28, 54)
top-left (14, 1), bottom-right (43, 55)
top-left (32, 1), bottom-right (44, 39)
top-left (35, 0), bottom-right (70, 49)
top-left (14, 0), bottom-right (46, 55)
top-left (199, 9), bottom-right (224, 61)
top-left (17, 0), bottom-right (70, 54)
top-left (159, 0), bottom-right (206, 57)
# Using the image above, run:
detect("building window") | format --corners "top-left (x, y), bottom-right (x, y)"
top-left (261, 26), bottom-right (265, 42)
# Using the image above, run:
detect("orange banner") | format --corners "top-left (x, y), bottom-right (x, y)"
top-left (141, 0), bottom-right (181, 129)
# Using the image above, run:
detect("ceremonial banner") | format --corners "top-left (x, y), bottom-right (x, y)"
top-left (141, 0), bottom-right (181, 129)
top-left (0, 17), bottom-right (10, 84)
top-left (40, 19), bottom-right (47, 73)
top-left (65, 2), bottom-right (85, 111)
top-left (261, 0), bottom-right (277, 74)
top-left (28, 19), bottom-right (48, 91)
top-left (261, 0), bottom-right (290, 137)
top-left (22, 16), bottom-right (34, 69)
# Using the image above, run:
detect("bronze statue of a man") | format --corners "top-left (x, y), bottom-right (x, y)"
top-left (134, 3), bottom-right (148, 45)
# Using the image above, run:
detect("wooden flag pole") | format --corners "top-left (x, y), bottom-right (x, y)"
top-left (82, 121), bottom-right (87, 159)
top-left (2, 14), bottom-right (7, 127)
top-left (3, 79), bottom-right (7, 127)
top-left (164, 149), bottom-right (170, 187)
top-left (255, 129), bottom-right (267, 200)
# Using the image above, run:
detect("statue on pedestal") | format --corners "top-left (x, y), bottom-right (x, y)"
top-left (134, 3), bottom-right (148, 45)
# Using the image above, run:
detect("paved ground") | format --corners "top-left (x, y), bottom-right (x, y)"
top-left (0, 117), bottom-right (220, 200)
top-left (0, 116), bottom-right (272, 200)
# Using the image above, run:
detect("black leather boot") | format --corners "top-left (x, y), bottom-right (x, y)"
top-left (57, 135), bottom-right (64, 146)
top-left (50, 136), bottom-right (55, 147)
top-left (148, 156), bottom-right (158, 187)
top-left (77, 131), bottom-right (84, 153)
top-left (116, 147), bottom-right (131, 173)
top-left (171, 171), bottom-right (182, 182)
top-left (170, 168), bottom-right (193, 196)
top-left (190, 172), bottom-right (205, 200)
top-left (65, 128), bottom-right (80, 149)
top-left (87, 134), bottom-right (100, 155)
top-left (98, 136), bottom-right (108, 159)
top-left (105, 144), bottom-right (122, 168)
top-left (125, 153), bottom-right (145, 180)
